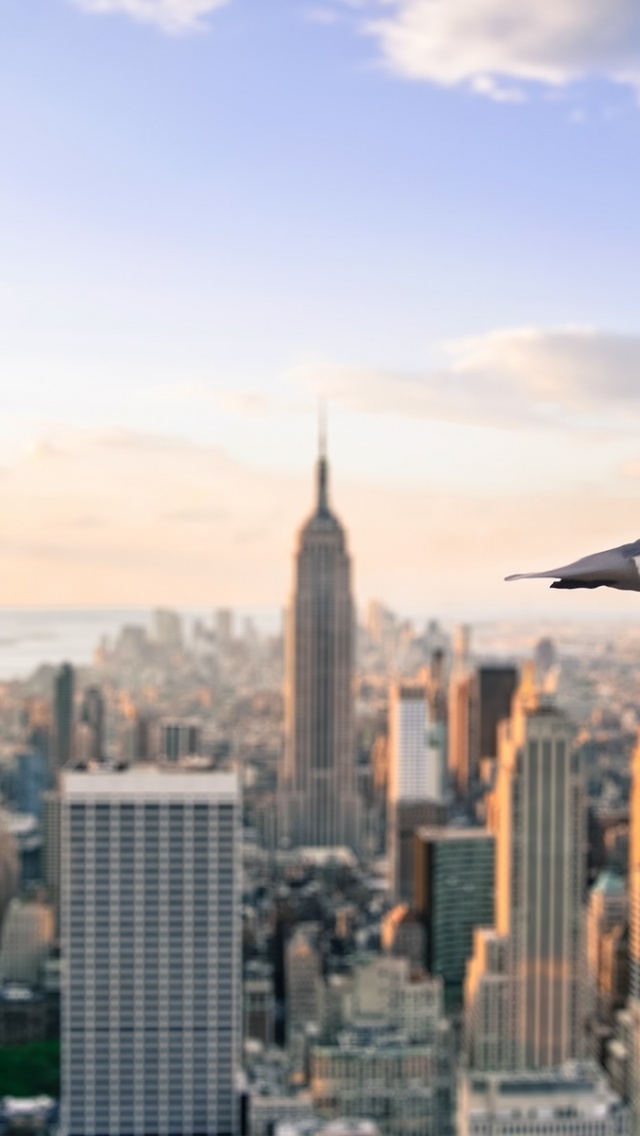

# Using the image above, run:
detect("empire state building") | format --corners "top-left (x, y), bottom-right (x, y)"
top-left (280, 437), bottom-right (361, 853)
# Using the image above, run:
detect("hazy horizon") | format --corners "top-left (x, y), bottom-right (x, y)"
top-left (0, 603), bottom-right (637, 683)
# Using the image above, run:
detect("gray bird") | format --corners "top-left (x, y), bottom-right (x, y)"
top-left (506, 539), bottom-right (640, 591)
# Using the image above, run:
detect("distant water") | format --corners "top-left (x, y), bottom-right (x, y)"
top-left (0, 606), bottom-right (635, 682)
top-left (0, 607), bottom-right (282, 681)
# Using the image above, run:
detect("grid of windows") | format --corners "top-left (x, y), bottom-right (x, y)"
top-left (60, 772), bottom-right (239, 1136)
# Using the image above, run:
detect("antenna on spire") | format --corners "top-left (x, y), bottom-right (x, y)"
top-left (318, 398), bottom-right (327, 461)
top-left (316, 398), bottom-right (329, 513)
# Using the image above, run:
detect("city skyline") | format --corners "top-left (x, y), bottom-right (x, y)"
top-left (0, 517), bottom-right (638, 1129)
top-left (3, 2), bottom-right (640, 613)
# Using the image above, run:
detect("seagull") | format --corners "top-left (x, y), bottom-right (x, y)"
top-left (505, 539), bottom-right (640, 591)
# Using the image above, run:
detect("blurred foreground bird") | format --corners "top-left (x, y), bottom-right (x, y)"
top-left (506, 540), bottom-right (640, 591)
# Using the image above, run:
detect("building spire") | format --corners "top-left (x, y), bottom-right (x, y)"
top-left (316, 399), bottom-right (329, 513)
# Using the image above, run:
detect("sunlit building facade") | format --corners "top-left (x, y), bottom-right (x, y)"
top-left (465, 668), bottom-right (585, 1070)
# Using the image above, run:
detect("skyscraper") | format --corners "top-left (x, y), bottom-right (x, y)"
top-left (59, 766), bottom-right (240, 1136)
top-left (465, 667), bottom-right (585, 1071)
top-left (586, 871), bottom-right (627, 1013)
top-left (78, 686), bottom-right (105, 764)
top-left (387, 681), bottom-right (448, 899)
top-left (280, 433), bottom-right (360, 852)
top-left (448, 661), bottom-right (518, 800)
top-left (158, 719), bottom-right (201, 763)
top-left (477, 665), bottom-right (518, 765)
top-left (53, 663), bottom-right (74, 771)
top-left (448, 658), bottom-right (479, 799)
top-left (388, 682), bottom-right (445, 804)
top-left (414, 824), bottom-right (494, 1004)
top-left (41, 789), bottom-right (61, 930)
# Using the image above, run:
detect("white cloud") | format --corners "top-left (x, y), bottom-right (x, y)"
top-left (470, 75), bottom-right (525, 102)
top-left (70, 0), bottom-right (230, 34)
top-left (295, 326), bottom-right (640, 433)
top-left (360, 0), bottom-right (640, 97)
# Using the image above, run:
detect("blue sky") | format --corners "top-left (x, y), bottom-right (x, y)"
top-left (2, 0), bottom-right (640, 614)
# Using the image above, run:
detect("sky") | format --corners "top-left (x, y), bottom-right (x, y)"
top-left (2, 0), bottom-right (640, 617)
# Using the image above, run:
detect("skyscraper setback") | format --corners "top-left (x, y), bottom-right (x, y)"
top-left (280, 435), bottom-right (360, 852)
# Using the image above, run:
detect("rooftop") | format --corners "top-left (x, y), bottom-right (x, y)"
top-left (592, 869), bottom-right (626, 897)
top-left (416, 825), bottom-right (493, 843)
top-left (61, 765), bottom-right (238, 801)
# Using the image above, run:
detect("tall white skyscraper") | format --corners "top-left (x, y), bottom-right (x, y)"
top-left (387, 681), bottom-right (447, 900)
top-left (59, 766), bottom-right (240, 1136)
top-left (466, 667), bottom-right (585, 1071)
top-left (280, 434), bottom-right (360, 852)
top-left (388, 681), bottom-right (445, 803)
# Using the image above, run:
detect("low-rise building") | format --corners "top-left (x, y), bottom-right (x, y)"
top-left (286, 928), bottom-right (322, 1040)
top-left (458, 1062), bottom-right (630, 1136)
top-left (0, 896), bottom-right (55, 985)
top-left (311, 958), bottom-right (454, 1136)
top-left (244, 961), bottom-right (276, 1047)
top-left (380, 905), bottom-right (425, 972)
top-left (0, 984), bottom-right (48, 1045)
top-left (311, 1026), bottom-right (453, 1136)
top-left (250, 1092), bottom-right (316, 1136)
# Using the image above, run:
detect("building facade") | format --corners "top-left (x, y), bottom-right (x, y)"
top-left (311, 1036), bottom-right (452, 1136)
top-left (311, 956), bottom-right (454, 1136)
top-left (448, 665), bottom-right (517, 800)
top-left (414, 825), bottom-right (494, 1002)
top-left (286, 927), bottom-right (322, 1040)
top-left (77, 687), bottom-right (105, 765)
top-left (447, 670), bottom-right (479, 798)
top-left (587, 871), bottom-right (627, 1018)
top-left (390, 800), bottom-right (448, 904)
top-left (0, 896), bottom-right (55, 985)
top-left (465, 669), bottom-right (585, 1071)
top-left (54, 663), bottom-right (74, 771)
top-left (387, 682), bottom-right (448, 900)
top-left (388, 683), bottom-right (444, 804)
top-left (59, 766), bottom-right (240, 1136)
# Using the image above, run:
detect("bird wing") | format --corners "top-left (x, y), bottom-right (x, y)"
top-left (505, 544), bottom-right (639, 584)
